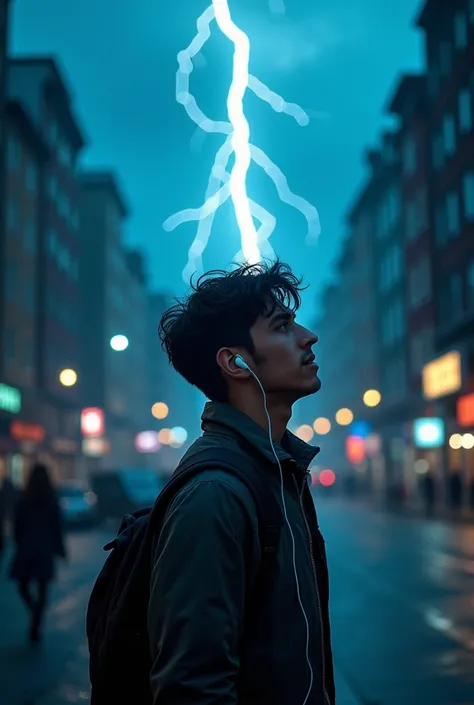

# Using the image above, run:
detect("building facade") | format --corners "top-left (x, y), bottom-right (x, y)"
top-left (78, 171), bottom-right (150, 470)
top-left (5, 57), bottom-right (86, 481)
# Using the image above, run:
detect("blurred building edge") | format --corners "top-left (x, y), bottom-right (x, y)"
top-left (305, 0), bottom-right (474, 514)
top-left (1, 51), bottom-right (88, 487)
top-left (77, 171), bottom-right (151, 474)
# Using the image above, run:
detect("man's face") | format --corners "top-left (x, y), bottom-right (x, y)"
top-left (249, 306), bottom-right (320, 403)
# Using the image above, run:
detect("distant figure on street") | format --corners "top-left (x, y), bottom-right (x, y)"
top-left (421, 472), bottom-right (435, 517)
top-left (9, 463), bottom-right (67, 644)
top-left (0, 477), bottom-right (18, 565)
top-left (87, 261), bottom-right (335, 705)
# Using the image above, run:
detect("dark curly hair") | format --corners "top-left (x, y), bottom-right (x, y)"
top-left (158, 260), bottom-right (305, 402)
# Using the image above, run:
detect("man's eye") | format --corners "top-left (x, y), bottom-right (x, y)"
top-left (277, 321), bottom-right (289, 332)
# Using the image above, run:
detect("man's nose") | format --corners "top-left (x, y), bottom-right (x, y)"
top-left (300, 328), bottom-right (318, 348)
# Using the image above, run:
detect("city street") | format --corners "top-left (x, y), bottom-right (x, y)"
top-left (0, 502), bottom-right (473, 705)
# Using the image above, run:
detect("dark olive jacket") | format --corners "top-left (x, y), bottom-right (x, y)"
top-left (148, 402), bottom-right (335, 705)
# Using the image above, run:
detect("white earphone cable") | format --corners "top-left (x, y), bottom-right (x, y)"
top-left (248, 368), bottom-right (314, 705)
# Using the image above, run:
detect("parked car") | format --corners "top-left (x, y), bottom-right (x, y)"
top-left (90, 468), bottom-right (166, 521)
top-left (58, 483), bottom-right (98, 528)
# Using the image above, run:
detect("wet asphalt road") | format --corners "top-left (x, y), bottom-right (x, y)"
top-left (0, 500), bottom-right (473, 705)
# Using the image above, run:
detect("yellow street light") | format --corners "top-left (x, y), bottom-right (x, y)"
top-left (363, 389), bottom-right (382, 408)
top-left (59, 368), bottom-right (77, 387)
top-left (335, 408), bottom-right (353, 426)
top-left (295, 424), bottom-right (314, 443)
top-left (152, 402), bottom-right (169, 420)
top-left (313, 417), bottom-right (331, 435)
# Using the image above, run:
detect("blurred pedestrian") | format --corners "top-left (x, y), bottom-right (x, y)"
top-left (421, 472), bottom-right (435, 517)
top-left (9, 463), bottom-right (67, 644)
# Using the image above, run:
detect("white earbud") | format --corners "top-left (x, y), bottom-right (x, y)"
top-left (234, 355), bottom-right (250, 370)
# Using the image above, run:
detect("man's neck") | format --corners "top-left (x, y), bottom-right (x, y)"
top-left (230, 394), bottom-right (291, 442)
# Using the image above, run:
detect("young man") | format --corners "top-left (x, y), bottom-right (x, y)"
top-left (151, 260), bottom-right (334, 704)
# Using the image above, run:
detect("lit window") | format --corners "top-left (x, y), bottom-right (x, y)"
top-left (403, 139), bottom-right (416, 174)
top-left (24, 219), bottom-right (37, 253)
top-left (26, 161), bottom-right (38, 192)
top-left (439, 41), bottom-right (452, 75)
top-left (7, 135), bottom-right (20, 169)
top-left (443, 115), bottom-right (456, 155)
top-left (467, 260), bottom-right (474, 308)
top-left (446, 192), bottom-right (460, 237)
top-left (7, 199), bottom-right (18, 231)
top-left (6, 261), bottom-right (18, 301)
top-left (454, 12), bottom-right (468, 48)
top-left (458, 88), bottom-right (472, 133)
top-left (463, 171), bottom-right (474, 220)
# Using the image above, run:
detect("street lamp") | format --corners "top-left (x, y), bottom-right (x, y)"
top-left (151, 402), bottom-right (169, 420)
top-left (295, 424), bottom-right (314, 442)
top-left (110, 335), bottom-right (129, 351)
top-left (335, 408), bottom-right (353, 426)
top-left (59, 368), bottom-right (77, 387)
top-left (363, 389), bottom-right (382, 408)
top-left (313, 417), bottom-right (331, 435)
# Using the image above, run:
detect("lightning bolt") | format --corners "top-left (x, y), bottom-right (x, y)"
top-left (163, 1), bottom-right (320, 282)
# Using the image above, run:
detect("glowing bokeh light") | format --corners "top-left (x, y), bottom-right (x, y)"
top-left (449, 433), bottom-right (462, 450)
top-left (110, 335), bottom-right (129, 352)
top-left (171, 426), bottom-right (188, 445)
top-left (158, 428), bottom-right (173, 445)
top-left (295, 424), bottom-right (314, 443)
top-left (363, 389), bottom-right (381, 408)
top-left (319, 469), bottom-right (336, 487)
top-left (461, 433), bottom-right (474, 450)
top-left (59, 369), bottom-right (77, 387)
top-left (313, 417), bottom-right (331, 435)
top-left (164, 2), bottom-right (320, 281)
top-left (335, 408), bottom-right (353, 426)
top-left (151, 402), bottom-right (169, 420)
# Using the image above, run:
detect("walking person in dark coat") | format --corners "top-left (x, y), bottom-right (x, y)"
top-left (9, 463), bottom-right (67, 644)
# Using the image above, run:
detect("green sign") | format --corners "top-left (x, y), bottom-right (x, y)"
top-left (0, 383), bottom-right (22, 414)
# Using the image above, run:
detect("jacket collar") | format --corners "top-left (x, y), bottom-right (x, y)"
top-left (201, 401), bottom-right (320, 470)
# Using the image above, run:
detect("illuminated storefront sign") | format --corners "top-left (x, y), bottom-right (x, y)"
top-left (346, 435), bottom-right (366, 464)
top-left (413, 418), bottom-right (445, 449)
top-left (82, 437), bottom-right (110, 457)
top-left (422, 351), bottom-right (461, 400)
top-left (0, 383), bottom-right (21, 414)
top-left (81, 408), bottom-right (105, 438)
top-left (10, 421), bottom-right (45, 443)
top-left (457, 393), bottom-right (474, 428)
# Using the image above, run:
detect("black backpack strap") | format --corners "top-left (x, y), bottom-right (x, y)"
top-left (155, 445), bottom-right (282, 567)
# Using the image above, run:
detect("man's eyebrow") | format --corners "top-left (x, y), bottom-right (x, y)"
top-left (269, 310), bottom-right (294, 326)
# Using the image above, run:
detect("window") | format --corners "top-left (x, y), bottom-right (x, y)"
top-left (47, 230), bottom-right (58, 257)
top-left (24, 279), bottom-right (35, 315)
top-left (467, 260), bottom-right (474, 308)
top-left (443, 115), bottom-right (456, 155)
top-left (403, 139), bottom-right (416, 175)
top-left (463, 171), bottom-right (474, 220)
top-left (7, 135), bottom-right (20, 169)
top-left (406, 190), bottom-right (427, 241)
top-left (450, 273), bottom-right (463, 315)
top-left (435, 202), bottom-right (446, 247)
top-left (5, 328), bottom-right (16, 360)
top-left (6, 261), bottom-right (18, 300)
top-left (458, 89), bottom-right (472, 133)
top-left (26, 161), bottom-right (38, 192)
top-left (454, 12), bottom-right (468, 48)
top-left (439, 42), bottom-right (452, 75)
top-left (409, 256), bottom-right (431, 309)
top-left (7, 199), bottom-right (18, 231)
top-left (446, 192), bottom-right (460, 237)
top-left (24, 219), bottom-right (37, 253)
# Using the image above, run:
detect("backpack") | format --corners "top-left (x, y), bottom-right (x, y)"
top-left (86, 446), bottom-right (283, 705)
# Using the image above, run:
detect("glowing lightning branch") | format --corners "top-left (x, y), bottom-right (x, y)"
top-left (163, 1), bottom-right (320, 282)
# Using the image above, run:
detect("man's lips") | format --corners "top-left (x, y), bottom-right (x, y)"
top-left (302, 353), bottom-right (316, 366)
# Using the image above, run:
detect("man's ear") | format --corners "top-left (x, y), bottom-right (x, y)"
top-left (216, 348), bottom-right (251, 380)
